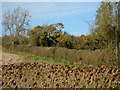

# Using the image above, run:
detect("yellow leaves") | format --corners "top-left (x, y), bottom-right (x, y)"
top-left (83, 36), bottom-right (88, 44)
top-left (28, 29), bottom-right (33, 33)
top-left (80, 34), bottom-right (88, 44)
top-left (56, 37), bottom-right (61, 41)
top-left (57, 31), bottom-right (62, 36)
top-left (57, 23), bottom-right (64, 26)
top-left (55, 23), bottom-right (64, 28)
top-left (40, 35), bottom-right (45, 40)
top-left (56, 35), bottom-right (68, 43)
top-left (27, 25), bottom-right (43, 36)
top-left (80, 34), bottom-right (85, 38)
top-left (39, 35), bottom-right (46, 43)
top-left (78, 44), bottom-right (81, 48)
top-left (49, 24), bottom-right (54, 27)
top-left (51, 27), bottom-right (56, 31)
top-left (52, 30), bottom-right (62, 38)
top-left (27, 29), bottom-right (39, 35)
top-left (34, 25), bottom-right (42, 29)
top-left (28, 23), bottom-right (64, 36)
top-left (28, 23), bottom-right (65, 46)
top-left (73, 43), bottom-right (81, 49)
top-left (33, 29), bottom-right (39, 32)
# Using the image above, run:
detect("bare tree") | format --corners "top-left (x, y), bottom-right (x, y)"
top-left (3, 7), bottom-right (31, 36)
top-left (2, 7), bottom-right (31, 50)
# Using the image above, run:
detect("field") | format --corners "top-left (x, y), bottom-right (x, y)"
top-left (2, 62), bottom-right (120, 88)
top-left (1, 47), bottom-right (120, 89)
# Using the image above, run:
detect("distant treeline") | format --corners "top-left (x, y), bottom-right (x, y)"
top-left (1, 26), bottom-right (105, 51)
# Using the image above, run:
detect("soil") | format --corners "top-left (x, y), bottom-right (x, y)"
top-left (2, 52), bottom-right (26, 65)
top-left (1, 49), bottom-right (120, 88)
top-left (2, 50), bottom-right (65, 66)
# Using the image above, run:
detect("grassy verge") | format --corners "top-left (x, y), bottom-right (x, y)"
top-left (26, 55), bottom-right (87, 67)
top-left (2, 46), bottom-right (87, 67)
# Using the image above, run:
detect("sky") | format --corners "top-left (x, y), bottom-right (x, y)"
top-left (1, 0), bottom-right (119, 37)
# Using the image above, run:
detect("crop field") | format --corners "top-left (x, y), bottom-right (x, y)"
top-left (1, 46), bottom-right (120, 89)
top-left (2, 62), bottom-right (120, 88)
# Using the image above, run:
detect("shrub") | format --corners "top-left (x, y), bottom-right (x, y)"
top-left (2, 44), bottom-right (118, 66)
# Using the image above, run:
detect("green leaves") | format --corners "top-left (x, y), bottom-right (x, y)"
top-left (88, 0), bottom-right (118, 49)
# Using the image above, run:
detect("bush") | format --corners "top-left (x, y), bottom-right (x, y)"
top-left (3, 43), bottom-right (118, 66)
top-left (2, 35), bottom-right (12, 49)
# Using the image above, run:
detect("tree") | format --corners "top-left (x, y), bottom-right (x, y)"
top-left (88, 1), bottom-right (118, 48)
top-left (95, 1), bottom-right (113, 44)
top-left (2, 7), bottom-right (31, 48)
top-left (88, 0), bottom-right (120, 65)
top-left (28, 23), bottom-right (65, 47)
top-left (116, 1), bottom-right (120, 65)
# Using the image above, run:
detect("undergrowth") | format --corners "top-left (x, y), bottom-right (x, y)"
top-left (2, 46), bottom-right (87, 67)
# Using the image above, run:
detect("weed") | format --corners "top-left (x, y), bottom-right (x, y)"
top-left (68, 62), bottom-right (74, 66)
top-left (54, 60), bottom-right (62, 63)
top-left (75, 64), bottom-right (81, 67)
top-left (63, 61), bottom-right (68, 65)
top-left (43, 58), bottom-right (50, 61)
top-left (79, 64), bottom-right (85, 67)
top-left (27, 55), bottom-right (40, 61)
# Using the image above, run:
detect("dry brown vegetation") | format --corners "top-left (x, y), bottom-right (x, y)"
top-left (1, 42), bottom-right (120, 89)
top-left (2, 62), bottom-right (120, 88)
top-left (3, 45), bottom-right (118, 66)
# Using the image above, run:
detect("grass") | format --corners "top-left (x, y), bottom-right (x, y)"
top-left (68, 62), bottom-right (74, 66)
top-left (53, 60), bottom-right (62, 63)
top-left (25, 54), bottom-right (87, 67)
top-left (26, 55), bottom-right (42, 61)
top-left (11, 52), bottom-right (25, 56)
top-left (2, 46), bottom-right (88, 68)
top-left (63, 61), bottom-right (68, 65)
top-left (43, 58), bottom-right (50, 61)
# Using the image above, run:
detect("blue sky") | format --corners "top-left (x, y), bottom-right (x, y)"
top-left (2, 2), bottom-right (100, 36)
